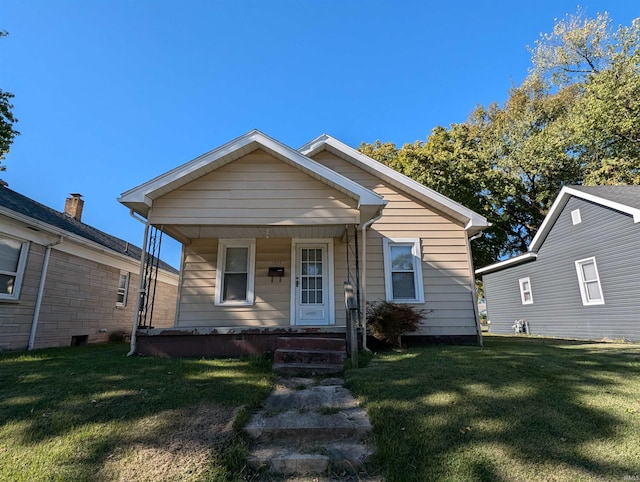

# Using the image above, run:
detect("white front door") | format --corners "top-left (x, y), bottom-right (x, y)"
top-left (292, 241), bottom-right (334, 326)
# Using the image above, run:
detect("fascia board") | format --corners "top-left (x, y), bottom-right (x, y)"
top-left (475, 252), bottom-right (538, 275)
top-left (300, 135), bottom-right (489, 233)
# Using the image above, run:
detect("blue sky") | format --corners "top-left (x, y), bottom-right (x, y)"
top-left (1, 1), bottom-right (638, 268)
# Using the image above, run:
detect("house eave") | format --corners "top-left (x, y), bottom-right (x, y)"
top-left (119, 130), bottom-right (386, 224)
top-left (475, 252), bottom-right (538, 276)
top-left (530, 186), bottom-right (640, 252)
top-left (299, 135), bottom-right (489, 236)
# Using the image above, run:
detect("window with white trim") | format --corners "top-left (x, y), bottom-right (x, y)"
top-left (383, 238), bottom-right (424, 303)
top-left (518, 277), bottom-right (533, 305)
top-left (215, 239), bottom-right (256, 305)
top-left (0, 234), bottom-right (29, 301)
top-left (116, 271), bottom-right (129, 306)
top-left (575, 257), bottom-right (604, 305)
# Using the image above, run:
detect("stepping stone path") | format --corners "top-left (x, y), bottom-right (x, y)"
top-left (245, 376), bottom-right (374, 478)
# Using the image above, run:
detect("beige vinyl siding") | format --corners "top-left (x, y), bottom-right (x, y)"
top-left (311, 150), bottom-right (478, 337)
top-left (177, 238), bottom-right (293, 327)
top-left (150, 149), bottom-right (359, 226)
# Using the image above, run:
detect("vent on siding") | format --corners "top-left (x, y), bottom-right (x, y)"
top-left (571, 209), bottom-right (582, 225)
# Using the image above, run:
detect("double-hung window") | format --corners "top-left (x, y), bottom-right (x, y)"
top-left (575, 257), bottom-right (605, 305)
top-left (116, 271), bottom-right (129, 306)
top-left (0, 235), bottom-right (29, 301)
top-left (519, 277), bottom-right (533, 305)
top-left (215, 239), bottom-right (256, 305)
top-left (383, 238), bottom-right (424, 303)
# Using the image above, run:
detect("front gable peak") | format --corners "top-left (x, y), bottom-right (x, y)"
top-left (119, 130), bottom-right (385, 222)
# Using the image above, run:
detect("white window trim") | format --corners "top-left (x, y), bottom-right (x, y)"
top-left (215, 239), bottom-right (256, 306)
top-left (575, 256), bottom-right (605, 306)
top-left (116, 271), bottom-right (129, 307)
top-left (518, 277), bottom-right (533, 305)
top-left (0, 235), bottom-right (29, 301)
top-left (382, 238), bottom-right (425, 303)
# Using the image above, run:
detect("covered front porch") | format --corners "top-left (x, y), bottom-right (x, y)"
top-left (118, 131), bottom-right (387, 357)
top-left (133, 222), bottom-right (367, 358)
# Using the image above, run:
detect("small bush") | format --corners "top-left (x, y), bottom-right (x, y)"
top-left (366, 301), bottom-right (425, 348)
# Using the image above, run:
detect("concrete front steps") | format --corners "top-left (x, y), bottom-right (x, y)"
top-left (272, 337), bottom-right (347, 375)
top-left (245, 377), bottom-right (374, 477)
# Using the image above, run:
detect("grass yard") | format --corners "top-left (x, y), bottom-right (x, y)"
top-left (2, 336), bottom-right (639, 481)
top-left (346, 335), bottom-right (640, 482)
top-left (0, 344), bottom-right (274, 482)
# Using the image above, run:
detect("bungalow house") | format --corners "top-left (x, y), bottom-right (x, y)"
top-left (478, 185), bottom-right (640, 342)
top-left (0, 182), bottom-right (179, 351)
top-left (119, 130), bottom-right (489, 357)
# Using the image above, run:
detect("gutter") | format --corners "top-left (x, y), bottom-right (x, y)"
top-left (359, 209), bottom-right (384, 352)
top-left (28, 236), bottom-right (64, 350)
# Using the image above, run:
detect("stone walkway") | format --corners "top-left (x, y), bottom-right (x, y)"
top-left (245, 376), bottom-right (376, 479)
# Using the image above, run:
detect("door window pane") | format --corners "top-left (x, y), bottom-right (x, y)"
top-left (300, 248), bottom-right (323, 305)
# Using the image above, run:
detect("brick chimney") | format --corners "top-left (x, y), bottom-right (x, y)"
top-left (64, 193), bottom-right (84, 221)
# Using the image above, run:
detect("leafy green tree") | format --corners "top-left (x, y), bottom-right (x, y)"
top-left (530, 10), bottom-right (640, 185)
top-left (361, 9), bottom-right (640, 270)
top-left (0, 31), bottom-right (19, 170)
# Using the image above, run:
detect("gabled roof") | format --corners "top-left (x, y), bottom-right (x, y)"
top-left (529, 185), bottom-right (640, 252)
top-left (476, 185), bottom-right (640, 276)
top-left (0, 185), bottom-right (178, 274)
top-left (298, 134), bottom-right (489, 236)
top-left (119, 130), bottom-right (387, 224)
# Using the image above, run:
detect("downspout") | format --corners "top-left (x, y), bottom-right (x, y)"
top-left (128, 210), bottom-right (151, 356)
top-left (467, 231), bottom-right (484, 347)
top-left (360, 210), bottom-right (384, 352)
top-left (28, 235), bottom-right (63, 350)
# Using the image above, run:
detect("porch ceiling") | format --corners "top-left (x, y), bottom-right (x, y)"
top-left (163, 224), bottom-right (349, 241)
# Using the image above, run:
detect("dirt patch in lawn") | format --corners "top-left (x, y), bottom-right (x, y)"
top-left (97, 403), bottom-right (241, 482)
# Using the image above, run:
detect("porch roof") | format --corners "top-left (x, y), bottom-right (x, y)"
top-left (119, 130), bottom-right (387, 225)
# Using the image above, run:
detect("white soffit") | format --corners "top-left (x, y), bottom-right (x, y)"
top-left (299, 134), bottom-right (489, 235)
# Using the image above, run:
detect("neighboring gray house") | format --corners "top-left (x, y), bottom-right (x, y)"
top-left (0, 183), bottom-right (179, 351)
top-left (477, 185), bottom-right (640, 342)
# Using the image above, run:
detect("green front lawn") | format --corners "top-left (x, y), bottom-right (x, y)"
top-left (346, 335), bottom-right (640, 481)
top-left (2, 336), bottom-right (639, 481)
top-left (0, 344), bottom-right (274, 481)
